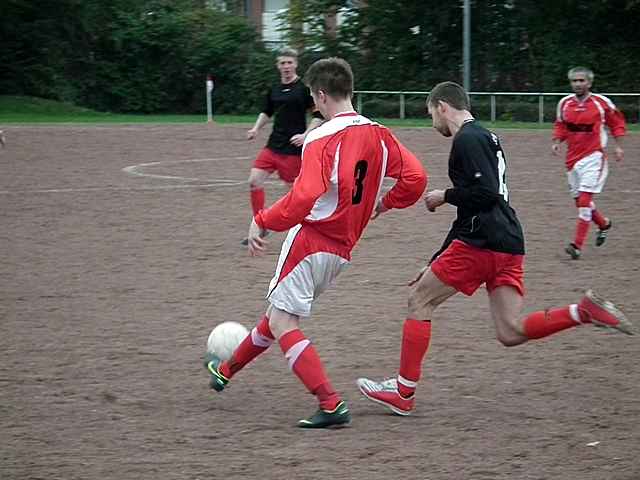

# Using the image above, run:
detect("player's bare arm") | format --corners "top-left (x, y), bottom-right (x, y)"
top-left (247, 113), bottom-right (271, 140)
top-left (247, 218), bottom-right (268, 256)
top-left (613, 136), bottom-right (624, 162)
top-left (290, 117), bottom-right (324, 147)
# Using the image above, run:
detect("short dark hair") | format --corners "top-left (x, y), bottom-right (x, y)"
top-left (304, 57), bottom-right (353, 100)
top-left (427, 81), bottom-right (470, 111)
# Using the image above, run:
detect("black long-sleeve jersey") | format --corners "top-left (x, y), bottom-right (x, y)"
top-left (431, 120), bottom-right (525, 263)
top-left (262, 77), bottom-right (321, 156)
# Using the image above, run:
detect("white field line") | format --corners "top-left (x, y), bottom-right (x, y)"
top-left (2, 155), bottom-right (640, 194)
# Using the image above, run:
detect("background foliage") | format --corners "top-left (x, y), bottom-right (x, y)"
top-left (1, 0), bottom-right (639, 116)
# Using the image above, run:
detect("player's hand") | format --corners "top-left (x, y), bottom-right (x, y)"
top-left (247, 128), bottom-right (258, 140)
top-left (0, 130), bottom-right (5, 148)
top-left (424, 190), bottom-right (446, 212)
top-left (290, 133), bottom-right (305, 146)
top-left (371, 198), bottom-right (390, 220)
top-left (614, 146), bottom-right (624, 162)
top-left (247, 219), bottom-right (269, 256)
top-left (551, 143), bottom-right (561, 156)
top-left (408, 266), bottom-right (428, 286)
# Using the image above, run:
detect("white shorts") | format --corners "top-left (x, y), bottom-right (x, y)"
top-left (266, 225), bottom-right (350, 317)
top-left (567, 151), bottom-right (608, 198)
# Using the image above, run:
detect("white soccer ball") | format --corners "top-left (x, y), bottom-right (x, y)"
top-left (206, 321), bottom-right (249, 361)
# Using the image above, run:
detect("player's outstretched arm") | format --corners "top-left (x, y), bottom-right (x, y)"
top-left (381, 135), bottom-right (428, 211)
top-left (247, 113), bottom-right (271, 139)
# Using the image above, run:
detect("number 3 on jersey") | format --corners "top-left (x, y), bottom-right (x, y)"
top-left (352, 160), bottom-right (368, 204)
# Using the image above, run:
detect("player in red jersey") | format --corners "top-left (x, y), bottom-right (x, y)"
top-left (552, 66), bottom-right (626, 259)
top-left (242, 47), bottom-right (324, 245)
top-left (357, 81), bottom-right (633, 417)
top-left (205, 58), bottom-right (428, 428)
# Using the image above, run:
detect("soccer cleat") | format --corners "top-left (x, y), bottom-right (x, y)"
top-left (578, 289), bottom-right (634, 335)
top-left (565, 243), bottom-right (581, 260)
top-left (203, 352), bottom-right (229, 392)
top-left (595, 220), bottom-right (612, 247)
top-left (297, 400), bottom-right (351, 429)
top-left (356, 377), bottom-right (414, 416)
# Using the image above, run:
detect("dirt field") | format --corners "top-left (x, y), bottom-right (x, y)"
top-left (1, 123), bottom-right (639, 480)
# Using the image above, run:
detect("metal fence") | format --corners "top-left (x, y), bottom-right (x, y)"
top-left (354, 91), bottom-right (640, 123)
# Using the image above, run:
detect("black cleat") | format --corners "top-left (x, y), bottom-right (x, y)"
top-left (565, 243), bottom-right (581, 260)
top-left (297, 401), bottom-right (351, 429)
top-left (595, 220), bottom-right (612, 247)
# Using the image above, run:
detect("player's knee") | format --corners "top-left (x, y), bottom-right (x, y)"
top-left (248, 177), bottom-right (263, 189)
top-left (495, 321), bottom-right (526, 347)
top-left (267, 312), bottom-right (299, 339)
top-left (407, 290), bottom-right (436, 319)
top-left (578, 207), bottom-right (592, 222)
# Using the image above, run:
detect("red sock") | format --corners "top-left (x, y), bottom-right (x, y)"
top-left (279, 329), bottom-right (340, 410)
top-left (398, 319), bottom-right (431, 399)
top-left (522, 306), bottom-right (580, 339)
top-left (591, 206), bottom-right (608, 229)
top-left (250, 188), bottom-right (265, 215)
top-left (221, 315), bottom-right (274, 378)
top-left (573, 218), bottom-right (590, 249)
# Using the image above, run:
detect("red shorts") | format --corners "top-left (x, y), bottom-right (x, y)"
top-left (253, 148), bottom-right (301, 183)
top-left (430, 240), bottom-right (525, 297)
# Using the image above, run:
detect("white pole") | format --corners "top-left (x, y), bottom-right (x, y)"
top-left (206, 75), bottom-right (214, 123)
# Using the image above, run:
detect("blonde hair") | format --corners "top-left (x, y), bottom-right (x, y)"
top-left (277, 47), bottom-right (299, 60)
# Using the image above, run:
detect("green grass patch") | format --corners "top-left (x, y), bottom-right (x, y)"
top-left (1, 96), bottom-right (637, 131)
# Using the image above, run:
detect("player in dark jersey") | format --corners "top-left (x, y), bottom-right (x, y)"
top-left (242, 47), bottom-right (324, 245)
top-left (357, 81), bottom-right (633, 416)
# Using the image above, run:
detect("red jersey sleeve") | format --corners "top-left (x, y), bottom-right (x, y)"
top-left (553, 119), bottom-right (569, 141)
top-left (605, 103), bottom-right (626, 138)
top-left (553, 98), bottom-right (569, 141)
top-left (380, 131), bottom-right (428, 210)
top-left (254, 140), bottom-right (329, 231)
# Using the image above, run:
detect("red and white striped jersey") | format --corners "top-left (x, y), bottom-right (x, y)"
top-left (254, 111), bottom-right (427, 259)
top-left (553, 93), bottom-right (626, 170)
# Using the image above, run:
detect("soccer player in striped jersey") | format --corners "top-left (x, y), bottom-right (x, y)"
top-left (205, 57), bottom-right (428, 428)
top-left (357, 81), bottom-right (633, 417)
top-left (552, 66), bottom-right (626, 259)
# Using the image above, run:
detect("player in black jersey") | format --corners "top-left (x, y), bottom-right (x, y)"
top-left (243, 48), bottom-right (324, 245)
top-left (357, 81), bottom-right (632, 416)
